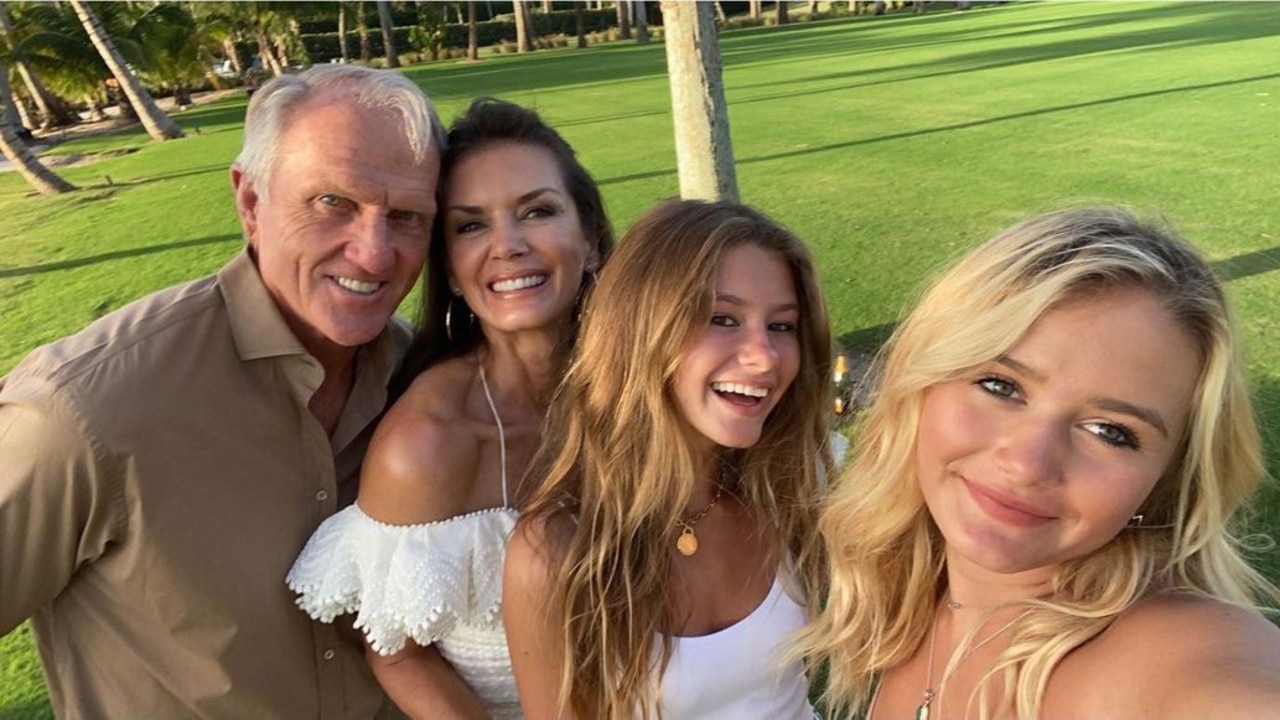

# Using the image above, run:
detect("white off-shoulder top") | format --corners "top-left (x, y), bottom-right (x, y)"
top-left (287, 366), bottom-right (522, 720)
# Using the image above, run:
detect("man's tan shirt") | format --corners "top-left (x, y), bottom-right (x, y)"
top-left (0, 250), bottom-right (409, 719)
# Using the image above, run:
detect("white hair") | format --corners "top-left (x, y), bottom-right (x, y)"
top-left (234, 65), bottom-right (445, 190)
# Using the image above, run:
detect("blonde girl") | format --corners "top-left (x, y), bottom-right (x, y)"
top-left (801, 207), bottom-right (1280, 720)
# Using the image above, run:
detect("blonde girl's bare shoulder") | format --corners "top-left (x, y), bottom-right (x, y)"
top-left (357, 356), bottom-right (484, 525)
top-left (1047, 593), bottom-right (1280, 720)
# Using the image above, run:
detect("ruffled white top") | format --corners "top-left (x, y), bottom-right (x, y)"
top-left (286, 366), bottom-right (522, 720)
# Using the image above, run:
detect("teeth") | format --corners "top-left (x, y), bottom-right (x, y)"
top-left (711, 382), bottom-right (768, 398)
top-left (491, 275), bottom-right (547, 293)
top-left (336, 277), bottom-right (379, 294)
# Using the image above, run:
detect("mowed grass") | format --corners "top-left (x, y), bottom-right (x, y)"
top-left (3, 2), bottom-right (1280, 715)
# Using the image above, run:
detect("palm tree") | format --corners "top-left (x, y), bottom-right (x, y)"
top-left (128, 4), bottom-right (212, 108)
top-left (634, 1), bottom-right (649, 43)
top-left (467, 1), bottom-right (478, 60)
top-left (337, 2), bottom-right (350, 63)
top-left (13, 2), bottom-right (115, 121)
top-left (0, 4), bottom-right (77, 129)
top-left (376, 0), bottom-right (398, 67)
top-left (660, 0), bottom-right (737, 201)
top-left (69, 0), bottom-right (181, 141)
top-left (0, 65), bottom-right (75, 194)
top-left (616, 1), bottom-right (631, 39)
top-left (575, 1), bottom-right (586, 49)
top-left (513, 0), bottom-right (531, 53)
top-left (357, 1), bottom-right (371, 61)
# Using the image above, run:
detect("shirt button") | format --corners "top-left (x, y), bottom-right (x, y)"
top-left (315, 490), bottom-right (329, 502)
top-left (323, 649), bottom-right (336, 661)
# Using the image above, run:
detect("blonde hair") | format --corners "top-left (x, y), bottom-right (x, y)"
top-left (800, 207), bottom-right (1273, 719)
top-left (519, 199), bottom-right (833, 719)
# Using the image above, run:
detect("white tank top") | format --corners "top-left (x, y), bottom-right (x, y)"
top-left (657, 578), bottom-right (816, 720)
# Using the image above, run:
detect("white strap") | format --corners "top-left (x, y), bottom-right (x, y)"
top-left (477, 365), bottom-right (509, 507)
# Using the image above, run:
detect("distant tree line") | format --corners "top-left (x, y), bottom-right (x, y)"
top-left (298, 7), bottom-right (621, 63)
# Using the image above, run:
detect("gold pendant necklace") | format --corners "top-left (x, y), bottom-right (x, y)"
top-left (674, 480), bottom-right (724, 556)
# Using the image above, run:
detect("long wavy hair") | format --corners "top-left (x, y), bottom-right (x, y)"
top-left (389, 97), bottom-right (614, 398)
top-left (799, 207), bottom-right (1275, 719)
top-left (519, 199), bottom-right (834, 719)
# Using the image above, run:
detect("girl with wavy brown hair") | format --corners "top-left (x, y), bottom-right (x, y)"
top-left (504, 199), bottom-right (835, 719)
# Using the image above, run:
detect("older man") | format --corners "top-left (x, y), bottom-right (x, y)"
top-left (0, 65), bottom-right (442, 719)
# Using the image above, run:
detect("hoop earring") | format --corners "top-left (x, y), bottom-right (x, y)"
top-left (446, 295), bottom-right (474, 342)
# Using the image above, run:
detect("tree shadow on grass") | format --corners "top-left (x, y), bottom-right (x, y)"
top-left (1212, 247), bottom-right (1280, 283)
top-left (0, 698), bottom-right (53, 720)
top-left (728, 1), bottom-right (1276, 84)
top-left (175, 102), bottom-right (250, 135)
top-left (104, 163), bottom-right (230, 189)
top-left (0, 234), bottom-right (241, 279)
top-left (417, 2), bottom-right (1276, 135)
top-left (593, 70), bottom-right (1280, 186)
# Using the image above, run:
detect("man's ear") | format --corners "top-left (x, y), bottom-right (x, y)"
top-left (230, 165), bottom-right (260, 249)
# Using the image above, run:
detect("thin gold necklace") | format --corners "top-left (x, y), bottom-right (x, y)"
top-left (674, 481), bottom-right (724, 556)
top-left (917, 599), bottom-right (1030, 720)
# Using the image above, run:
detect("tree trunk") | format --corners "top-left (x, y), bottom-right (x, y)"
top-left (17, 65), bottom-right (77, 129)
top-left (634, 1), bottom-right (649, 43)
top-left (338, 2), bottom-right (350, 62)
top-left (377, 0), bottom-right (399, 67)
top-left (542, 0), bottom-right (552, 11)
top-left (914, 0), bottom-right (926, 14)
top-left (70, 0), bottom-right (182, 141)
top-left (223, 38), bottom-right (244, 74)
top-left (256, 32), bottom-right (284, 76)
top-left (660, 0), bottom-right (737, 202)
top-left (0, 70), bottom-right (75, 194)
top-left (513, 0), bottom-right (532, 52)
top-left (85, 94), bottom-right (105, 122)
top-left (467, 1), bottom-right (479, 59)
top-left (357, 2), bottom-right (371, 61)
top-left (616, 1), bottom-right (631, 39)
top-left (2, 75), bottom-right (30, 133)
top-left (777, 1), bottom-right (789, 25)
top-left (575, 2), bottom-right (586, 48)
top-left (808, 0), bottom-right (819, 15)
top-left (750, 0), bottom-right (761, 20)
top-left (713, 2), bottom-right (727, 24)
top-left (0, 3), bottom-right (77, 129)
top-left (8, 88), bottom-right (35, 132)
top-left (274, 32), bottom-right (291, 70)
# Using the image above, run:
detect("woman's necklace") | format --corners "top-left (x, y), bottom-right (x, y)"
top-left (916, 598), bottom-right (1030, 720)
top-left (674, 481), bottom-right (724, 556)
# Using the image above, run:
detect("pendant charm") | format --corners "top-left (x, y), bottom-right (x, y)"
top-left (917, 689), bottom-right (933, 720)
top-left (676, 527), bottom-right (698, 556)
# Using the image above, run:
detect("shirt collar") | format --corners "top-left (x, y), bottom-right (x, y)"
top-left (219, 249), bottom-right (308, 362)
top-left (219, 248), bottom-right (405, 373)
top-left (218, 249), bottom-right (410, 449)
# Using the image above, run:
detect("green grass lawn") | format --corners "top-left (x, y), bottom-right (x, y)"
top-left (4, 2), bottom-right (1280, 715)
